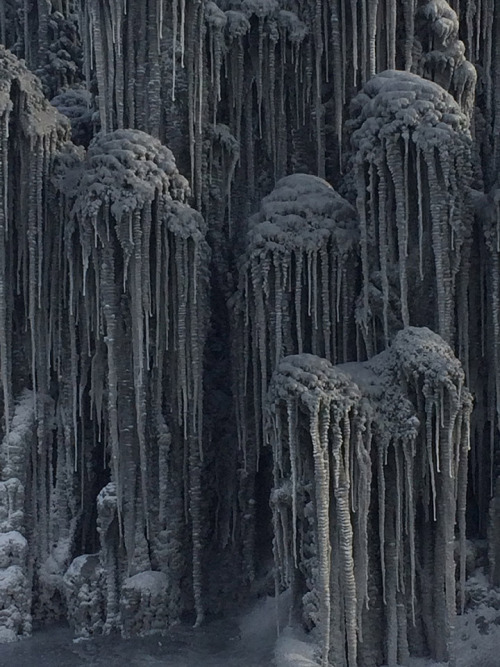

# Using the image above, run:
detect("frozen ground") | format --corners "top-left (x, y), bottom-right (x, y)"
top-left (0, 572), bottom-right (499, 667)
top-left (0, 609), bottom-right (265, 666)
top-left (0, 592), bottom-right (312, 667)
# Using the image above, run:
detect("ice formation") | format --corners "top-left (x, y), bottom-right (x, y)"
top-left (231, 173), bottom-right (359, 580)
top-left (50, 87), bottom-right (96, 145)
top-left (349, 69), bottom-right (473, 354)
top-left (63, 128), bottom-right (210, 630)
top-left (0, 46), bottom-right (210, 640)
top-left (0, 3), bottom-right (500, 667)
top-left (63, 553), bottom-right (105, 638)
top-left (267, 327), bottom-right (472, 666)
top-left (414, 0), bottom-right (477, 116)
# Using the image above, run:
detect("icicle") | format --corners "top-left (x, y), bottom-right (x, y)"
top-left (457, 405), bottom-right (471, 613)
top-left (311, 402), bottom-right (331, 667)
top-left (172, 0), bottom-right (178, 100)
top-left (158, 0), bottom-right (164, 46)
top-left (287, 402), bottom-right (298, 567)
top-left (28, 147), bottom-right (38, 417)
top-left (330, 0), bottom-right (344, 167)
top-left (395, 444), bottom-right (403, 592)
top-left (314, 0), bottom-right (325, 177)
top-left (416, 146), bottom-right (424, 281)
top-left (295, 252), bottom-right (304, 353)
top-left (335, 412), bottom-right (357, 667)
top-left (257, 18), bottom-right (264, 138)
top-left (70, 295), bottom-right (78, 472)
top-left (378, 440), bottom-right (387, 603)
top-left (274, 255), bottom-right (283, 366)
top-left (354, 413), bottom-right (371, 640)
top-left (377, 163), bottom-right (390, 344)
top-left (367, 0), bottom-right (379, 77)
top-left (387, 0), bottom-right (396, 69)
top-left (350, 0), bottom-right (358, 87)
top-left (425, 394), bottom-right (438, 521)
top-left (403, 437), bottom-right (416, 624)
top-left (320, 246), bottom-right (331, 360)
top-left (132, 208), bottom-right (149, 535)
top-left (312, 251), bottom-right (319, 354)
top-left (403, 0), bottom-right (414, 70)
top-left (356, 165), bottom-right (371, 354)
top-left (360, 0), bottom-right (367, 82)
top-left (101, 243), bottom-right (122, 524)
top-left (89, 2), bottom-right (112, 132)
top-left (180, 0), bottom-right (186, 68)
top-left (176, 239), bottom-right (188, 437)
top-left (0, 110), bottom-right (10, 437)
top-left (386, 138), bottom-right (409, 327)
top-left (425, 152), bottom-right (450, 341)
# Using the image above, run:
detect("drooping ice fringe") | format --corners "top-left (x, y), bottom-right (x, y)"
top-left (231, 173), bottom-right (359, 582)
top-left (66, 128), bottom-right (210, 629)
top-left (266, 327), bottom-right (472, 666)
top-left (349, 70), bottom-right (473, 354)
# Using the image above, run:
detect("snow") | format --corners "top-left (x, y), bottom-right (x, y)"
top-left (50, 87), bottom-right (94, 145)
top-left (275, 628), bottom-right (319, 667)
top-left (0, 390), bottom-right (36, 485)
top-left (0, 564), bottom-right (31, 641)
top-left (375, 570), bottom-right (500, 667)
top-left (0, 531), bottom-right (27, 568)
top-left (122, 571), bottom-right (168, 595)
top-left (64, 554), bottom-right (105, 639)
top-left (121, 571), bottom-right (169, 638)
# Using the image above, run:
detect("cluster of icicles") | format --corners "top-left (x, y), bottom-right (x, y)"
top-left (266, 328), bottom-right (471, 666)
top-left (73, 0), bottom-right (497, 204)
top-left (233, 167), bottom-right (472, 665)
top-left (0, 46), bottom-right (209, 638)
top-left (0, 0), bottom-right (500, 666)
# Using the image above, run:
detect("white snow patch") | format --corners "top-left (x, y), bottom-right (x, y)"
top-left (275, 627), bottom-right (319, 666)
top-left (122, 570), bottom-right (168, 594)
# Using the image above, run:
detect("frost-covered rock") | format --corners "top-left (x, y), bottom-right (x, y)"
top-left (0, 480), bottom-right (24, 534)
top-left (0, 565), bottom-right (31, 641)
top-left (120, 570), bottom-right (169, 638)
top-left (59, 128), bottom-right (210, 634)
top-left (0, 532), bottom-right (27, 569)
top-left (414, 0), bottom-right (477, 116)
top-left (63, 554), bottom-right (105, 638)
